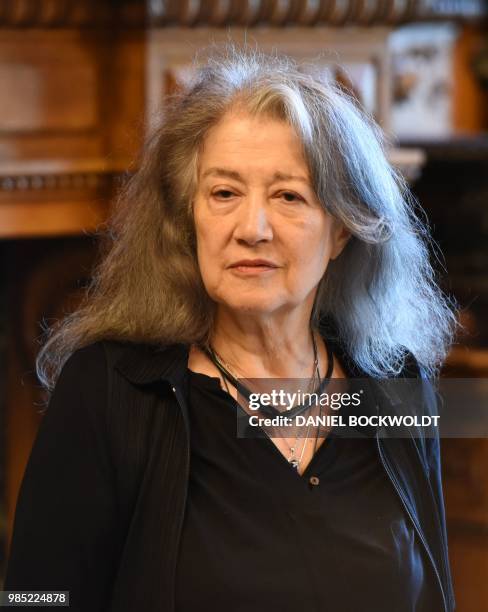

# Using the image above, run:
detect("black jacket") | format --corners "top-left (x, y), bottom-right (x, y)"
top-left (5, 328), bottom-right (455, 611)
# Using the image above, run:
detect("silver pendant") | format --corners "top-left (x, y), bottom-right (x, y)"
top-left (289, 458), bottom-right (299, 469)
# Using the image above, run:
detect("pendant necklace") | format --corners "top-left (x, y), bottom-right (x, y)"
top-left (202, 329), bottom-right (334, 471)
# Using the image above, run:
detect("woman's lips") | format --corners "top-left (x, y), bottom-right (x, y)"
top-left (229, 261), bottom-right (278, 276)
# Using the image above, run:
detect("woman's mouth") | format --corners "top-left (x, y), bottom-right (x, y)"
top-left (228, 260), bottom-right (279, 275)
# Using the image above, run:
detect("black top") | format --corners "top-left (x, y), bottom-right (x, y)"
top-left (3, 338), bottom-right (453, 612)
top-left (175, 368), bottom-right (441, 612)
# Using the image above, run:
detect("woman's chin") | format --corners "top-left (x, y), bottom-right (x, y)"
top-left (218, 297), bottom-right (287, 316)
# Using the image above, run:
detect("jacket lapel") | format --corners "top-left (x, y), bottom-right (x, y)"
top-left (370, 378), bottom-right (450, 609)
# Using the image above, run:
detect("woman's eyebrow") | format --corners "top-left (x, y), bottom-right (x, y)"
top-left (201, 167), bottom-right (310, 185)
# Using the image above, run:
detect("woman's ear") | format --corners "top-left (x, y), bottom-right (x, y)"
top-left (330, 221), bottom-right (352, 261)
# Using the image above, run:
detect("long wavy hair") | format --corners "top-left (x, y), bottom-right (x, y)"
top-left (36, 43), bottom-right (459, 390)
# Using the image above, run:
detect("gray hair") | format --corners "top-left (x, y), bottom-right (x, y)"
top-left (37, 42), bottom-right (459, 389)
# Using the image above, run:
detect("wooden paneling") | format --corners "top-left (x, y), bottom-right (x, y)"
top-left (0, 201), bottom-right (106, 238)
top-left (453, 25), bottom-right (488, 133)
top-left (448, 527), bottom-right (488, 612)
top-left (0, 31), bottom-right (103, 160)
top-left (0, 29), bottom-right (145, 162)
top-left (0, 60), bottom-right (97, 133)
top-left (0, 29), bottom-right (144, 237)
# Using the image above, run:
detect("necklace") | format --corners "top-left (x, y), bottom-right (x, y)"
top-left (206, 331), bottom-right (334, 417)
top-left (203, 329), bottom-right (334, 471)
top-left (279, 335), bottom-right (323, 470)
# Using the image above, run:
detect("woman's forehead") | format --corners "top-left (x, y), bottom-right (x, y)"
top-left (198, 115), bottom-right (310, 181)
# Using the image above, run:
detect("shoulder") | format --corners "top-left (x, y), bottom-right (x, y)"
top-left (41, 342), bottom-right (113, 433)
top-left (61, 339), bottom-right (147, 373)
top-left (57, 338), bottom-right (179, 387)
top-left (52, 340), bottom-right (124, 402)
top-left (52, 339), bottom-right (188, 415)
top-left (396, 349), bottom-right (439, 414)
top-left (49, 342), bottom-right (107, 402)
top-left (46, 340), bottom-right (146, 422)
top-left (57, 341), bottom-right (107, 383)
top-left (397, 350), bottom-right (443, 471)
top-left (397, 350), bottom-right (438, 410)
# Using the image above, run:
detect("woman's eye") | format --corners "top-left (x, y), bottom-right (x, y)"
top-left (211, 190), bottom-right (304, 203)
top-left (280, 192), bottom-right (303, 203)
top-left (212, 189), bottom-right (235, 199)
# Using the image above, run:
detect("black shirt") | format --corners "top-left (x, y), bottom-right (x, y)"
top-left (175, 369), bottom-right (441, 612)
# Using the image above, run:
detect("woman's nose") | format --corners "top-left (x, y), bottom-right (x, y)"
top-left (233, 195), bottom-right (273, 245)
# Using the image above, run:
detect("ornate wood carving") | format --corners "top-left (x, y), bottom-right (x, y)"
top-left (0, 160), bottom-right (123, 238)
top-left (148, 0), bottom-right (487, 26)
top-left (0, 169), bottom-right (115, 193)
top-left (0, 0), bottom-right (484, 28)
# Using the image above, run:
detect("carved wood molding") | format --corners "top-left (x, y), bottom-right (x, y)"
top-left (148, 0), bottom-right (487, 27)
top-left (0, 160), bottom-right (122, 238)
top-left (0, 173), bottom-right (114, 192)
top-left (0, 160), bottom-right (124, 193)
top-left (0, 0), bottom-right (484, 27)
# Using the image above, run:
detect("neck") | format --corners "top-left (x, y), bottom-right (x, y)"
top-left (207, 306), bottom-right (321, 379)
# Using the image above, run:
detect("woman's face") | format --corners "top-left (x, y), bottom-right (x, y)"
top-left (192, 112), bottom-right (350, 318)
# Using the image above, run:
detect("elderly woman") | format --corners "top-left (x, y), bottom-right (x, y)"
top-left (5, 45), bottom-right (457, 612)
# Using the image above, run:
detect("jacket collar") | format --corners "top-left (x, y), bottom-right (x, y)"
top-left (114, 341), bottom-right (190, 387)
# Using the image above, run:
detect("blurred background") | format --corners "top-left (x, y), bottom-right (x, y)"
top-left (0, 0), bottom-right (487, 609)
